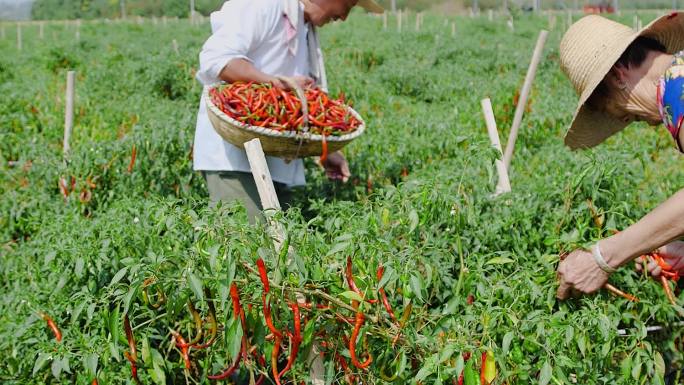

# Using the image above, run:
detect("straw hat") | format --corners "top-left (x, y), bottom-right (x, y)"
top-left (560, 12), bottom-right (684, 149)
top-left (357, 0), bottom-right (384, 14)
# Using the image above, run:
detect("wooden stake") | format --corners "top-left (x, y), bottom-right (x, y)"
top-left (243, 139), bottom-right (286, 249)
top-left (39, 21), bottom-right (44, 39)
top-left (488, 9), bottom-right (493, 21)
top-left (63, 71), bottom-right (75, 156)
top-left (383, 11), bottom-right (387, 30)
top-left (415, 11), bottom-right (420, 31)
top-left (481, 98), bottom-right (512, 195)
top-left (503, 29), bottom-right (548, 170)
top-left (75, 20), bottom-right (80, 41)
top-left (637, 18), bottom-right (642, 31)
top-left (397, 9), bottom-right (402, 33)
top-left (451, 21), bottom-right (456, 37)
top-left (16, 23), bottom-right (21, 50)
top-left (172, 39), bottom-right (179, 54)
top-left (633, 14), bottom-right (638, 31)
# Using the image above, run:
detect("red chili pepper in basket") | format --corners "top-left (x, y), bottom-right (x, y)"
top-left (39, 312), bottom-right (62, 342)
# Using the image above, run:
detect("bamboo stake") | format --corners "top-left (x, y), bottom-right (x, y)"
top-left (383, 11), bottom-right (387, 30)
top-left (503, 29), bottom-right (548, 170)
top-left (415, 11), bottom-right (420, 31)
top-left (172, 39), bottom-right (179, 54)
top-left (451, 21), bottom-right (456, 37)
top-left (16, 23), bottom-right (22, 50)
top-left (397, 9), bottom-right (402, 33)
top-left (481, 98), bottom-right (512, 195)
top-left (39, 21), bottom-right (44, 39)
top-left (488, 9), bottom-right (493, 21)
top-left (63, 71), bottom-right (75, 156)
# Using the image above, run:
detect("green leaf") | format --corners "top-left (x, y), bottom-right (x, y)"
top-left (410, 274), bottom-right (424, 303)
top-left (486, 257), bottom-right (514, 265)
top-left (84, 353), bottom-right (98, 376)
top-left (654, 352), bottom-right (665, 379)
top-left (188, 271), bottom-right (204, 301)
top-left (339, 290), bottom-right (364, 303)
top-left (502, 332), bottom-right (514, 354)
top-left (142, 336), bottom-right (151, 364)
top-left (326, 241), bottom-right (350, 256)
top-left (44, 251), bottom-right (56, 264)
top-left (51, 356), bottom-right (62, 378)
top-left (33, 353), bottom-right (51, 376)
top-left (110, 267), bottom-right (128, 286)
top-left (539, 360), bottom-right (552, 385)
top-left (123, 285), bottom-right (136, 315)
top-left (463, 360), bottom-right (478, 385)
top-left (74, 258), bottom-right (85, 278)
top-left (378, 265), bottom-right (396, 289)
top-left (454, 354), bottom-right (465, 379)
top-left (408, 209), bottom-right (419, 233)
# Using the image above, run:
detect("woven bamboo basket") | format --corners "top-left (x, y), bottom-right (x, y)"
top-left (205, 79), bottom-right (365, 159)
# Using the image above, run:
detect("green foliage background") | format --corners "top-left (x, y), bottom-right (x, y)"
top-left (1, 9), bottom-right (683, 385)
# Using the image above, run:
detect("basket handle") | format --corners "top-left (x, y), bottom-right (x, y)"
top-left (276, 76), bottom-right (309, 133)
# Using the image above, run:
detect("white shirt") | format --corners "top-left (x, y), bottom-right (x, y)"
top-left (193, 0), bottom-right (311, 186)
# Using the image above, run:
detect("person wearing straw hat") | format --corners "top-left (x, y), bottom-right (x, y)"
top-left (556, 13), bottom-right (684, 300)
top-left (193, 0), bottom-right (383, 221)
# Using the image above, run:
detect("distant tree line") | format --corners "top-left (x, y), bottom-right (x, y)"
top-left (31, 0), bottom-right (224, 20)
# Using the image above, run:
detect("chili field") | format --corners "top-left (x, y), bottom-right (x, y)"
top-left (1, 10), bottom-right (684, 385)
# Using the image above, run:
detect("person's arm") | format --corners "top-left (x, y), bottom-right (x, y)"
top-left (601, 188), bottom-right (684, 266)
top-left (196, 0), bottom-right (271, 86)
top-left (557, 188), bottom-right (684, 299)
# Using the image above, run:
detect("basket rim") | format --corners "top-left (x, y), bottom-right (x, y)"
top-left (203, 85), bottom-right (365, 143)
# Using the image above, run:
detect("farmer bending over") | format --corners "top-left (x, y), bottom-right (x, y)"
top-left (555, 14), bottom-right (684, 299)
top-left (193, 0), bottom-right (383, 220)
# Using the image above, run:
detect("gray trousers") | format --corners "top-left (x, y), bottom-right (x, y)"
top-left (202, 171), bottom-right (292, 222)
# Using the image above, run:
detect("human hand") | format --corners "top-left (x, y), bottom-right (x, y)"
top-left (556, 248), bottom-right (610, 300)
top-left (320, 151), bottom-right (350, 182)
top-left (271, 76), bottom-right (314, 90)
top-left (635, 240), bottom-right (684, 278)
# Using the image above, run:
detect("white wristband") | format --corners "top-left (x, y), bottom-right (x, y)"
top-left (592, 242), bottom-right (617, 274)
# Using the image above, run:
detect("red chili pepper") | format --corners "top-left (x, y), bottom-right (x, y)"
top-left (127, 144), bottom-right (137, 173)
top-left (230, 283), bottom-right (247, 331)
top-left (376, 266), bottom-right (398, 323)
top-left (320, 134), bottom-right (328, 164)
top-left (123, 315), bottom-right (142, 385)
top-left (256, 258), bottom-right (270, 293)
top-left (349, 310), bottom-right (372, 369)
top-left (170, 330), bottom-right (192, 370)
top-left (262, 293), bottom-right (283, 339)
top-left (39, 312), bottom-right (62, 342)
top-left (272, 336), bottom-right (282, 385)
top-left (58, 177), bottom-right (69, 199)
top-left (346, 256), bottom-right (378, 305)
top-left (208, 348), bottom-right (243, 380)
top-left (278, 302), bottom-right (302, 379)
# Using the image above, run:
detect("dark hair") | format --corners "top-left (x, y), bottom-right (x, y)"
top-left (586, 37), bottom-right (667, 112)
